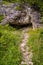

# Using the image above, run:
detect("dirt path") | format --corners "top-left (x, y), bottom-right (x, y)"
top-left (20, 28), bottom-right (33, 65)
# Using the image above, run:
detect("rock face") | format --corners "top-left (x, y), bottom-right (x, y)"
top-left (0, 3), bottom-right (41, 29)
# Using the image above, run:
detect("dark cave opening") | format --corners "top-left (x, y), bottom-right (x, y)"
top-left (9, 23), bottom-right (32, 29)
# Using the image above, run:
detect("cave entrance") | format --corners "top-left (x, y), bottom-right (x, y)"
top-left (9, 23), bottom-right (32, 29)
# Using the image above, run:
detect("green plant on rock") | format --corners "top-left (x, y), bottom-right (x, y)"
top-left (0, 15), bottom-right (4, 23)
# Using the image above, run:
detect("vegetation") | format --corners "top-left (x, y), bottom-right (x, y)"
top-left (0, 25), bottom-right (23, 65)
top-left (3, 1), bottom-right (9, 5)
top-left (28, 29), bottom-right (43, 65)
top-left (0, 0), bottom-right (43, 65)
top-left (0, 15), bottom-right (4, 23)
top-left (3, 0), bottom-right (43, 15)
top-left (41, 17), bottom-right (43, 24)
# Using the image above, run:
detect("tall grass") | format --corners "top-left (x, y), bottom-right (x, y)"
top-left (28, 29), bottom-right (43, 65)
top-left (0, 25), bottom-right (23, 65)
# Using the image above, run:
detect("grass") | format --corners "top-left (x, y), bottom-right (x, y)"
top-left (0, 15), bottom-right (4, 23)
top-left (0, 25), bottom-right (23, 65)
top-left (27, 28), bottom-right (43, 65)
top-left (3, 1), bottom-right (9, 5)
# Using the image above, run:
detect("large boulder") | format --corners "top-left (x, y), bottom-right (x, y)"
top-left (0, 3), bottom-right (31, 25)
top-left (0, 3), bottom-right (41, 29)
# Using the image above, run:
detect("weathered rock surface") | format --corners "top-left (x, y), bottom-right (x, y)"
top-left (0, 3), bottom-right (41, 29)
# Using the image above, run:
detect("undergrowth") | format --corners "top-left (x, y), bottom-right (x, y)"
top-left (0, 15), bottom-right (4, 23)
top-left (3, 1), bottom-right (9, 5)
top-left (0, 25), bottom-right (23, 65)
top-left (28, 28), bottom-right (43, 65)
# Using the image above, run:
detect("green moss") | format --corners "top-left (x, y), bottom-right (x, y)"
top-left (15, 5), bottom-right (22, 11)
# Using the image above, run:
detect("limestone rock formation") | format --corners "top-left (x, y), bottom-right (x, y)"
top-left (0, 3), bottom-right (41, 29)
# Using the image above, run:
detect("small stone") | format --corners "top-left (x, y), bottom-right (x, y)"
top-left (21, 61), bottom-right (26, 65)
top-left (29, 62), bottom-right (33, 65)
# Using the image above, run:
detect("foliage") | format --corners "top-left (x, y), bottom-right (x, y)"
top-left (0, 15), bottom-right (4, 23)
top-left (3, 0), bottom-right (43, 13)
top-left (3, 1), bottom-right (9, 5)
top-left (28, 28), bottom-right (43, 65)
top-left (41, 17), bottom-right (43, 23)
top-left (15, 5), bottom-right (22, 11)
top-left (0, 25), bottom-right (23, 65)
